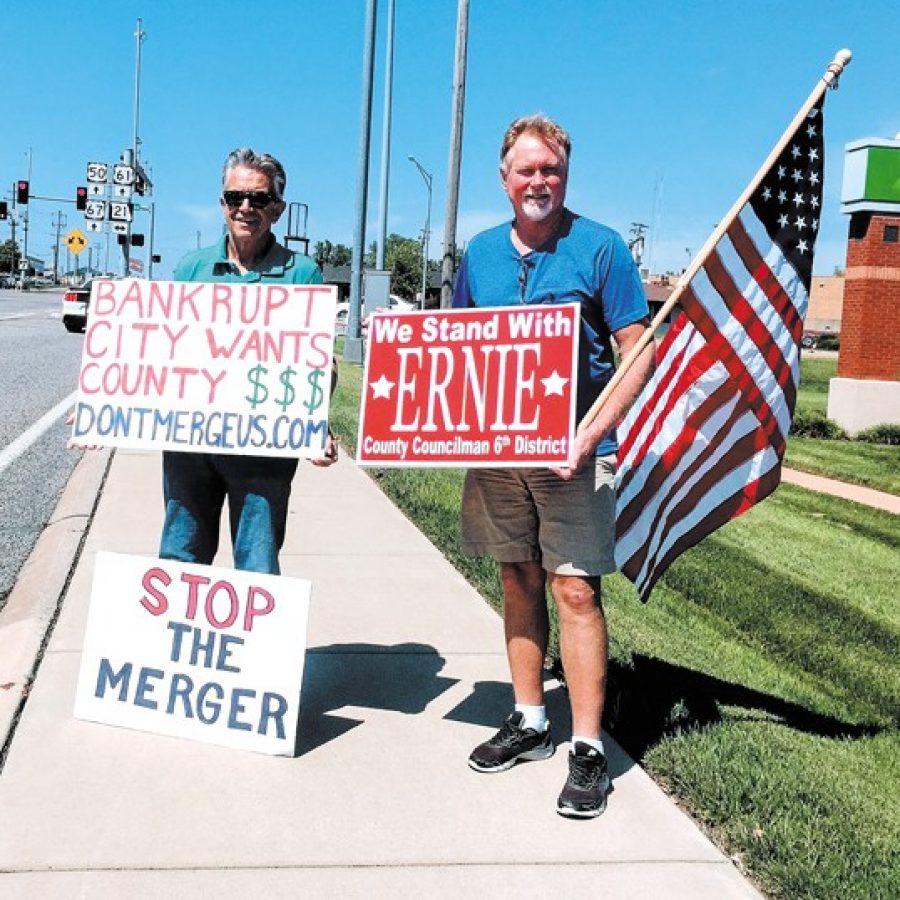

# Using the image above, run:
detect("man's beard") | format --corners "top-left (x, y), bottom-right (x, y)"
top-left (521, 193), bottom-right (558, 222)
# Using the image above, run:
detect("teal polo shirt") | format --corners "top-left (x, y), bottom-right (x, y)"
top-left (173, 235), bottom-right (323, 285)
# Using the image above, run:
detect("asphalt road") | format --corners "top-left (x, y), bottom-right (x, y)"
top-left (0, 289), bottom-right (85, 610)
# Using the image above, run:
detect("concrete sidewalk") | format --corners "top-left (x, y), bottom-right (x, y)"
top-left (0, 448), bottom-right (762, 899)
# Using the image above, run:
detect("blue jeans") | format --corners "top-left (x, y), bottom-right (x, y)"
top-left (159, 452), bottom-right (299, 575)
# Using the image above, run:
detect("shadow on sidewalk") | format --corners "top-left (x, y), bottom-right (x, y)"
top-left (295, 642), bottom-right (458, 756)
top-left (599, 654), bottom-right (885, 760)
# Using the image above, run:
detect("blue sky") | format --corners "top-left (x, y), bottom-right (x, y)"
top-left (4, 0), bottom-right (897, 279)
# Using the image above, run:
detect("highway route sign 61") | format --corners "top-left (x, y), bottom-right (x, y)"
top-left (113, 163), bottom-right (135, 185)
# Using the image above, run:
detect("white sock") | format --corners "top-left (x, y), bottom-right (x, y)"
top-left (515, 704), bottom-right (548, 733)
top-left (573, 735), bottom-right (604, 755)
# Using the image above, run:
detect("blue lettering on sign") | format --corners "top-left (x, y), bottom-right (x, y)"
top-left (90, 659), bottom-right (289, 736)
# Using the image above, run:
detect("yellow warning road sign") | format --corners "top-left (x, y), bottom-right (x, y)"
top-left (65, 228), bottom-right (89, 255)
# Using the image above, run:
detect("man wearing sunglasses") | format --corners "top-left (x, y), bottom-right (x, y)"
top-left (160, 147), bottom-right (337, 576)
top-left (452, 116), bottom-right (654, 818)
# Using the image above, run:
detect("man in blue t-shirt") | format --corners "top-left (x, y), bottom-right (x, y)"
top-left (453, 115), bottom-right (655, 818)
top-left (160, 148), bottom-right (338, 576)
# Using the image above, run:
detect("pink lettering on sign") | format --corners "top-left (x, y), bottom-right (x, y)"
top-left (138, 567), bottom-right (277, 632)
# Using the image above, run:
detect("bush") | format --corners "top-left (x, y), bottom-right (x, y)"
top-left (790, 409), bottom-right (847, 439)
top-left (855, 423), bottom-right (900, 446)
top-left (816, 333), bottom-right (840, 351)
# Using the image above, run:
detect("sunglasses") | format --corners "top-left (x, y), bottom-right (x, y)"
top-left (222, 190), bottom-right (277, 209)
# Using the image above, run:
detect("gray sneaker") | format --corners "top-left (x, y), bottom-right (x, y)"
top-left (556, 741), bottom-right (611, 818)
top-left (468, 711), bottom-right (554, 773)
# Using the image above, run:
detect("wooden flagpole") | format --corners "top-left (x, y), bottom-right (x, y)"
top-left (577, 48), bottom-right (852, 436)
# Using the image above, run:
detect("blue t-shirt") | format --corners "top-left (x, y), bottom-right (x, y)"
top-left (452, 209), bottom-right (648, 455)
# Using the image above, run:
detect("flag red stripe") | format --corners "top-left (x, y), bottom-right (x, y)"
top-left (618, 408), bottom-right (769, 578)
top-left (680, 282), bottom-right (786, 456)
top-left (629, 464), bottom-right (782, 602)
top-left (730, 215), bottom-right (804, 344)
top-left (702, 246), bottom-right (797, 420)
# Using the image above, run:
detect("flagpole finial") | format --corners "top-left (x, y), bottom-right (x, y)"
top-left (826, 49), bottom-right (853, 87)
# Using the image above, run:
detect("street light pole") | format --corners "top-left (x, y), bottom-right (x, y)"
top-left (407, 156), bottom-right (432, 309)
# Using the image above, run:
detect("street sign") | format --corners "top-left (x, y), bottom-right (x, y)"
top-left (108, 201), bottom-right (133, 223)
top-left (113, 163), bottom-right (135, 186)
top-left (65, 228), bottom-right (89, 255)
top-left (86, 221), bottom-right (105, 233)
top-left (87, 183), bottom-right (107, 197)
top-left (85, 200), bottom-right (106, 220)
top-left (113, 183), bottom-right (134, 199)
top-left (86, 162), bottom-right (109, 183)
top-left (111, 222), bottom-right (129, 235)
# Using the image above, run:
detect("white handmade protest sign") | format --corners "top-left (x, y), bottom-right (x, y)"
top-left (74, 552), bottom-right (310, 755)
top-left (69, 278), bottom-right (337, 459)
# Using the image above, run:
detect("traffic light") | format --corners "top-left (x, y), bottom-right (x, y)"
top-left (76, 186), bottom-right (88, 211)
top-left (130, 233), bottom-right (145, 247)
top-left (151, 254), bottom-right (161, 264)
top-left (16, 181), bottom-right (29, 204)
top-left (0, 201), bottom-right (7, 220)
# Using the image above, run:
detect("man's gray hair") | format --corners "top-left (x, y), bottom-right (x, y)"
top-left (222, 148), bottom-right (286, 201)
top-left (499, 115), bottom-right (571, 175)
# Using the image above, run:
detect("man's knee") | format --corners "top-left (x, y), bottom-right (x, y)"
top-left (550, 574), bottom-right (602, 616)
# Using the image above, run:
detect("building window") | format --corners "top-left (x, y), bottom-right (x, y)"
top-left (884, 224), bottom-right (899, 243)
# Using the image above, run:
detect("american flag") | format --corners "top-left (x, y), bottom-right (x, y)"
top-left (614, 95), bottom-right (825, 602)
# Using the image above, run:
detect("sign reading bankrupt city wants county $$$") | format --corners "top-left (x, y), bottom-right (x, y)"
top-left (358, 304), bottom-right (579, 467)
top-left (74, 552), bottom-right (311, 755)
top-left (70, 278), bottom-right (337, 459)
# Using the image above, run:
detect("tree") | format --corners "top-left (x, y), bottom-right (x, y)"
top-left (0, 239), bottom-right (21, 274)
top-left (313, 240), bottom-right (352, 268)
top-left (318, 233), bottom-right (431, 300)
top-left (383, 233), bottom-right (424, 300)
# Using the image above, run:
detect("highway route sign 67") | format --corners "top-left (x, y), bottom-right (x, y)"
top-left (85, 200), bottom-right (106, 221)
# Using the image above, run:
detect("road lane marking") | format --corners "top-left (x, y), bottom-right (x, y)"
top-left (0, 391), bottom-right (78, 476)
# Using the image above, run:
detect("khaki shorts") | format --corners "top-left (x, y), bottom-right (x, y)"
top-left (460, 456), bottom-right (617, 576)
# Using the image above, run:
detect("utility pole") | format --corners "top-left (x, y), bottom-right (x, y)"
top-left (375, 0), bottom-right (395, 271)
top-left (133, 19), bottom-right (145, 169)
top-left (440, 0), bottom-right (469, 308)
top-left (345, 0), bottom-right (378, 365)
top-left (52, 211), bottom-right (66, 283)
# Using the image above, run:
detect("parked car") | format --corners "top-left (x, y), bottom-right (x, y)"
top-left (62, 279), bottom-right (99, 333)
top-left (334, 294), bottom-right (417, 328)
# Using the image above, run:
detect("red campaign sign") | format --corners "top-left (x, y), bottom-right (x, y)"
top-left (358, 304), bottom-right (579, 467)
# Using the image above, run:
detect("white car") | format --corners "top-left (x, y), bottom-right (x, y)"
top-left (335, 295), bottom-right (417, 333)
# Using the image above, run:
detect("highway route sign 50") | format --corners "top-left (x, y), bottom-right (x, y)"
top-left (87, 162), bottom-right (109, 183)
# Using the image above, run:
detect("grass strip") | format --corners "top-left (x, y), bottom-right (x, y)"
top-left (330, 353), bottom-right (899, 899)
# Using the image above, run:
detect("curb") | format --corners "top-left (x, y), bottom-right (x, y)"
top-left (0, 449), bottom-right (112, 767)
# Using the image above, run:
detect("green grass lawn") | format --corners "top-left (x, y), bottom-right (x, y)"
top-left (331, 353), bottom-right (900, 900)
top-left (790, 356), bottom-right (900, 495)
